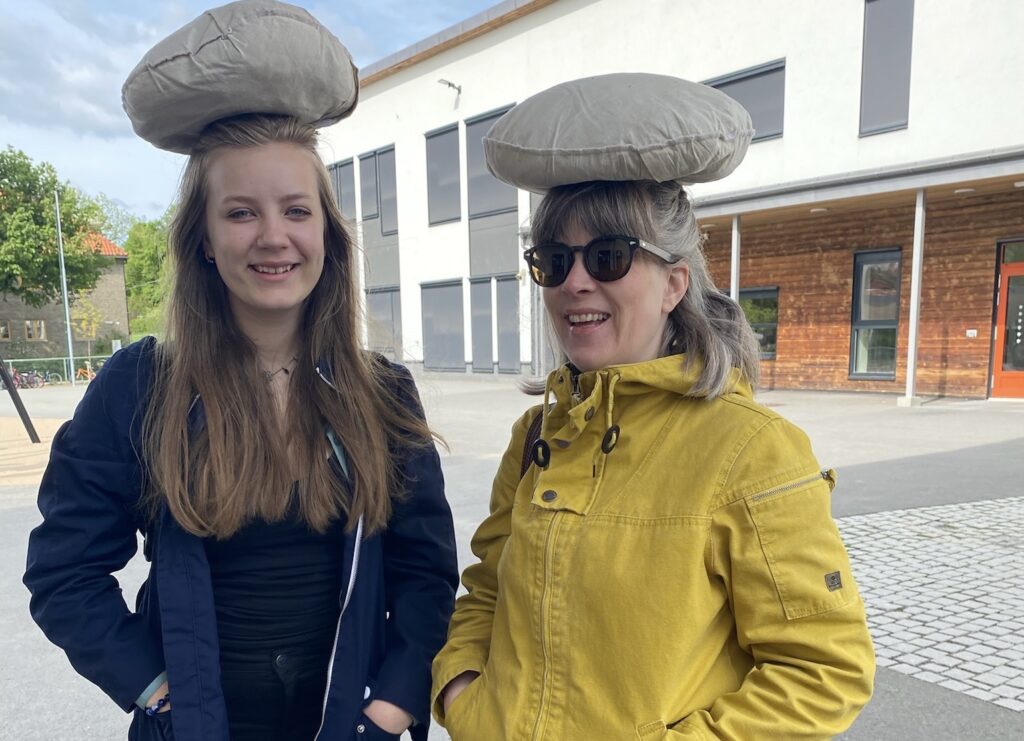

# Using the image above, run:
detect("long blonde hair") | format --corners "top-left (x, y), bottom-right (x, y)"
top-left (144, 114), bottom-right (431, 538)
top-left (530, 180), bottom-right (760, 398)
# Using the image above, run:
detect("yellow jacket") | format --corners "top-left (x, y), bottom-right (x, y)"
top-left (433, 356), bottom-right (874, 740)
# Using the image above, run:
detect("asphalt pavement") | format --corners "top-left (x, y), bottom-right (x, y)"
top-left (2, 375), bottom-right (1023, 740)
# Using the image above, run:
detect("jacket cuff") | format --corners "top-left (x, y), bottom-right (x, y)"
top-left (134, 670), bottom-right (167, 709)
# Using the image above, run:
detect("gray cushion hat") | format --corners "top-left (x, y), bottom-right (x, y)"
top-left (484, 73), bottom-right (753, 193)
top-left (122, 0), bottom-right (358, 154)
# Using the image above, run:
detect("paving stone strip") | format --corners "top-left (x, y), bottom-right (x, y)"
top-left (838, 496), bottom-right (1024, 713)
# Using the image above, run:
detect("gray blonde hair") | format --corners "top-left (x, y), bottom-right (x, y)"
top-left (529, 180), bottom-right (760, 398)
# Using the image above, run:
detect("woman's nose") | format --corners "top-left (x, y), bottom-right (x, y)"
top-left (258, 214), bottom-right (288, 247)
top-left (561, 252), bottom-right (594, 292)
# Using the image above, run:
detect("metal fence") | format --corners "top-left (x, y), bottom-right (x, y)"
top-left (1, 355), bottom-right (112, 384)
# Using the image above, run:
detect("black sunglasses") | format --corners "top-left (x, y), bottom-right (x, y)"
top-left (523, 235), bottom-right (680, 288)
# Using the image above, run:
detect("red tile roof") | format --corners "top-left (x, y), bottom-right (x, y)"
top-left (83, 232), bottom-right (128, 258)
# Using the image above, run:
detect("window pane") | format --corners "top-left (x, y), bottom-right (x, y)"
top-left (359, 154), bottom-right (378, 219)
top-left (467, 112), bottom-right (517, 217)
top-left (853, 327), bottom-right (897, 374)
top-left (857, 259), bottom-right (900, 321)
top-left (1002, 276), bottom-right (1024, 371)
top-left (378, 148), bottom-right (398, 235)
top-left (740, 288), bottom-right (779, 358)
top-left (427, 127), bottom-right (461, 224)
top-left (713, 64), bottom-right (785, 140)
top-left (860, 0), bottom-right (914, 134)
top-left (337, 161), bottom-right (356, 219)
top-left (1004, 242), bottom-right (1024, 264)
top-left (0, 321), bottom-right (9, 340)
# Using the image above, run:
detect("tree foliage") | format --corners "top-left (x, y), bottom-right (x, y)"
top-left (92, 193), bottom-right (139, 246)
top-left (124, 208), bottom-right (173, 338)
top-left (0, 147), bottom-right (106, 307)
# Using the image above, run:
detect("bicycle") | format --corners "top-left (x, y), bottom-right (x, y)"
top-left (43, 370), bottom-right (63, 384)
top-left (76, 366), bottom-right (96, 382)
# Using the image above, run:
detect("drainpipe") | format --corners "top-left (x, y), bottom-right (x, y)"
top-left (730, 215), bottom-right (741, 301)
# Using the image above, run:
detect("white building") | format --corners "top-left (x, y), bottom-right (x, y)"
top-left (320, 0), bottom-right (1024, 399)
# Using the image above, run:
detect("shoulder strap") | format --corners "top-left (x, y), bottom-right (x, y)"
top-left (519, 408), bottom-right (544, 480)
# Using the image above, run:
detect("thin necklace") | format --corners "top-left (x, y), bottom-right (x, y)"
top-left (262, 356), bottom-right (298, 382)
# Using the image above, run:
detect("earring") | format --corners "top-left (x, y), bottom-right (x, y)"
top-left (205, 254), bottom-right (215, 264)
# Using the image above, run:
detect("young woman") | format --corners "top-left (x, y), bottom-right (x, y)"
top-left (433, 76), bottom-right (874, 740)
top-left (25, 112), bottom-right (457, 741)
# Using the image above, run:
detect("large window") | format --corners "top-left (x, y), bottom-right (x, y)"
top-left (860, 0), bottom-right (915, 135)
top-left (850, 250), bottom-right (901, 377)
top-left (328, 160), bottom-right (356, 220)
top-left (0, 320), bottom-right (10, 341)
top-left (740, 288), bottom-right (779, 359)
top-left (426, 125), bottom-right (461, 225)
top-left (466, 108), bottom-right (517, 217)
top-left (24, 319), bottom-right (46, 341)
top-left (707, 60), bottom-right (785, 142)
top-left (359, 147), bottom-right (398, 236)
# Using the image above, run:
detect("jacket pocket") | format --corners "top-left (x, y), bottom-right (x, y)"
top-left (746, 472), bottom-right (857, 620)
top-left (443, 672), bottom-right (485, 735)
top-left (128, 709), bottom-right (175, 741)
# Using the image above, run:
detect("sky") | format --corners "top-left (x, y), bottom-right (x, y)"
top-left (0, 0), bottom-right (500, 225)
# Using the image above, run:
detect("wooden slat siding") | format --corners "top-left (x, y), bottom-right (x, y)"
top-left (700, 188), bottom-right (1024, 397)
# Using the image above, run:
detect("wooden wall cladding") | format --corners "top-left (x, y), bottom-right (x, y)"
top-left (701, 189), bottom-right (1024, 398)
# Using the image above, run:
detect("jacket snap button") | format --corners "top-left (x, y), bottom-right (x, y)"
top-left (356, 723), bottom-right (366, 733)
top-left (584, 407), bottom-right (595, 421)
top-left (275, 654), bottom-right (288, 667)
top-left (554, 439), bottom-right (570, 449)
top-left (542, 490), bottom-right (558, 502)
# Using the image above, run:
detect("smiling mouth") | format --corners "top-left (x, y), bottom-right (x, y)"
top-left (251, 264), bottom-right (297, 275)
top-left (568, 312), bottom-right (609, 327)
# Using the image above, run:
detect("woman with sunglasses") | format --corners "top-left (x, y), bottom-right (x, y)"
top-left (432, 74), bottom-right (874, 740)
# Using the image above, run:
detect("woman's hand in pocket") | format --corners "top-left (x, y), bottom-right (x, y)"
top-left (442, 671), bottom-right (480, 714)
top-left (362, 699), bottom-right (412, 734)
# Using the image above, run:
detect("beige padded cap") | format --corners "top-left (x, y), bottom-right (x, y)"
top-left (122, 0), bottom-right (358, 154)
top-left (484, 73), bottom-right (753, 193)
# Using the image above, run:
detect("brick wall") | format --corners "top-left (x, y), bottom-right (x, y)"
top-left (702, 189), bottom-right (1024, 398)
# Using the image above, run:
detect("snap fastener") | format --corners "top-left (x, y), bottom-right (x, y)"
top-left (584, 407), bottom-right (595, 421)
top-left (364, 685), bottom-right (371, 700)
top-left (356, 723), bottom-right (366, 733)
top-left (274, 653), bottom-right (288, 667)
top-left (554, 439), bottom-right (570, 449)
top-left (541, 490), bottom-right (558, 502)
top-left (532, 439), bottom-right (551, 468)
top-left (601, 425), bottom-right (620, 454)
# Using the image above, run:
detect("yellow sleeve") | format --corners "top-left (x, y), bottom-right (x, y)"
top-left (673, 417), bottom-right (875, 740)
top-left (430, 406), bottom-right (540, 724)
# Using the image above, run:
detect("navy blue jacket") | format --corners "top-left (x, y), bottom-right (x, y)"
top-left (24, 339), bottom-right (459, 740)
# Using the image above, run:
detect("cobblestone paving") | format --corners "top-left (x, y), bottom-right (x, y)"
top-left (838, 497), bottom-right (1024, 713)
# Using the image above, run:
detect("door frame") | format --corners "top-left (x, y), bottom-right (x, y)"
top-left (991, 240), bottom-right (1024, 398)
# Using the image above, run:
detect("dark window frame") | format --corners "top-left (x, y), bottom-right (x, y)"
top-left (705, 59), bottom-right (786, 143)
top-left (426, 124), bottom-right (462, 226)
top-left (739, 287), bottom-right (779, 360)
top-left (859, 0), bottom-right (915, 137)
top-left (849, 248), bottom-right (902, 379)
top-left (465, 105), bottom-right (518, 219)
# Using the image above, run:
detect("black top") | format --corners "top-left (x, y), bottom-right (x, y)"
top-left (205, 504), bottom-right (345, 656)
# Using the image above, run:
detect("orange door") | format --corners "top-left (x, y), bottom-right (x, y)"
top-left (991, 243), bottom-right (1024, 398)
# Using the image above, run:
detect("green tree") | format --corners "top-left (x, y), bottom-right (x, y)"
top-left (91, 192), bottom-right (139, 246)
top-left (0, 147), bottom-right (106, 306)
top-left (124, 208), bottom-right (173, 338)
top-left (71, 297), bottom-right (102, 356)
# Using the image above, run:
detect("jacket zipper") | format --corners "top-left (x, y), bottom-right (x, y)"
top-left (750, 470), bottom-right (833, 503)
top-left (314, 372), bottom-right (363, 740)
top-left (531, 512), bottom-right (563, 741)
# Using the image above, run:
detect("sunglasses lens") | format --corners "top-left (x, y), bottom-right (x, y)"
top-left (528, 244), bottom-right (572, 287)
top-left (586, 238), bottom-right (632, 281)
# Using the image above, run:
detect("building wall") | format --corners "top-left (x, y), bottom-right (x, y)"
top-left (704, 189), bottom-right (1024, 397)
top-left (321, 1), bottom-right (1024, 386)
top-left (0, 258), bottom-right (129, 361)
